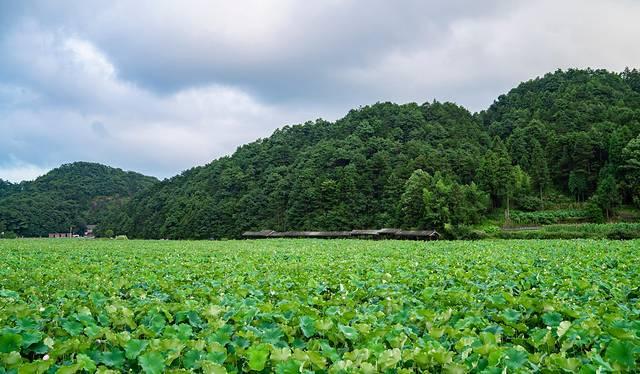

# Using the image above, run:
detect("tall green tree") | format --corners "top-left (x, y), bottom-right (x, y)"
top-left (423, 175), bottom-right (453, 228)
top-left (593, 166), bottom-right (620, 220)
top-left (568, 170), bottom-right (589, 202)
top-left (423, 173), bottom-right (489, 228)
top-left (621, 135), bottom-right (640, 207)
top-left (529, 139), bottom-right (551, 202)
top-left (510, 165), bottom-right (532, 205)
top-left (478, 137), bottom-right (518, 222)
top-left (400, 169), bottom-right (431, 229)
top-left (454, 182), bottom-right (490, 225)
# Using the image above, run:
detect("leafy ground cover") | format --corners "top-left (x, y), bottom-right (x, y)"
top-left (496, 223), bottom-right (640, 240)
top-left (509, 210), bottom-right (588, 226)
top-left (0, 239), bottom-right (639, 373)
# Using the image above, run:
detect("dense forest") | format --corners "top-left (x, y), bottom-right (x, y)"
top-left (3, 68), bottom-right (640, 239)
top-left (0, 163), bottom-right (158, 237)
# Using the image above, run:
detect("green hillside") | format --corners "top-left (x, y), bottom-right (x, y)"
top-left (98, 69), bottom-right (640, 239)
top-left (0, 162), bottom-right (158, 237)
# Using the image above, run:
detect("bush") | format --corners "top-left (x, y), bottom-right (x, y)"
top-left (516, 196), bottom-right (543, 211)
top-left (495, 230), bottom-right (587, 240)
top-left (94, 227), bottom-right (115, 238)
top-left (495, 223), bottom-right (640, 240)
top-left (477, 224), bottom-right (501, 235)
top-left (585, 198), bottom-right (605, 223)
top-left (606, 228), bottom-right (640, 240)
top-left (510, 209), bottom-right (588, 225)
top-left (0, 231), bottom-right (17, 239)
top-left (444, 225), bottom-right (487, 240)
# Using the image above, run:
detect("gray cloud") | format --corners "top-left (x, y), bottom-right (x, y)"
top-left (1, 0), bottom-right (640, 181)
top-left (91, 121), bottom-right (109, 137)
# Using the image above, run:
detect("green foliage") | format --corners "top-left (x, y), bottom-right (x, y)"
top-left (399, 169), bottom-right (431, 228)
top-left (245, 344), bottom-right (270, 371)
top-left (422, 173), bottom-right (489, 228)
top-left (605, 339), bottom-right (638, 369)
top-left (1, 239), bottom-right (639, 372)
top-left (125, 339), bottom-right (148, 360)
top-left (509, 165), bottom-right (533, 212)
top-left (99, 229), bottom-right (114, 238)
top-left (621, 134), bottom-right (640, 207)
top-left (484, 69), bottom-right (640, 203)
top-left (478, 137), bottom-right (514, 207)
top-left (591, 166), bottom-right (621, 220)
top-left (516, 195), bottom-right (544, 211)
top-left (568, 170), bottom-right (589, 202)
top-left (529, 139), bottom-right (551, 197)
top-left (497, 223), bottom-right (640, 239)
top-left (138, 351), bottom-right (165, 374)
top-left (510, 209), bottom-right (588, 225)
top-left (398, 170), bottom-right (489, 230)
top-left (0, 333), bottom-right (22, 353)
top-left (0, 231), bottom-right (17, 239)
top-left (585, 198), bottom-right (606, 223)
top-left (0, 162), bottom-right (157, 237)
top-left (443, 224), bottom-right (488, 240)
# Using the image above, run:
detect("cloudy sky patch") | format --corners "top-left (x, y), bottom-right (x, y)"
top-left (1, 0), bottom-right (640, 181)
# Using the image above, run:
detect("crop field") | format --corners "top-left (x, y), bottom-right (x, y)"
top-left (0, 239), bottom-right (639, 373)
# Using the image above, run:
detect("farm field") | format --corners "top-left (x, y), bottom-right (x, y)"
top-left (0, 239), bottom-right (639, 373)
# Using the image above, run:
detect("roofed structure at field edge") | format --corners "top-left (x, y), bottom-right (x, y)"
top-left (242, 229), bottom-right (439, 240)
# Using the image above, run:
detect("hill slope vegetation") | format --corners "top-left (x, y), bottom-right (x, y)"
top-left (0, 162), bottom-right (158, 237)
top-left (99, 68), bottom-right (640, 239)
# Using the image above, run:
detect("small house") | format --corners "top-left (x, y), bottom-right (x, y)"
top-left (350, 229), bottom-right (380, 239)
top-left (395, 230), bottom-right (440, 240)
top-left (84, 225), bottom-right (97, 238)
top-left (242, 230), bottom-right (276, 238)
top-left (48, 233), bottom-right (73, 238)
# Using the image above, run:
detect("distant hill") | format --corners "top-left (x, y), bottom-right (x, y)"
top-left (0, 162), bottom-right (158, 237)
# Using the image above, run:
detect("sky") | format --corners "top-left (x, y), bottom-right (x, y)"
top-left (1, 0), bottom-right (640, 182)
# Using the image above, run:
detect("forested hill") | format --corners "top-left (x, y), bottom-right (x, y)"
top-left (102, 101), bottom-right (491, 239)
top-left (481, 69), bottom-right (640, 201)
top-left (91, 68), bottom-right (640, 239)
top-left (5, 68), bottom-right (640, 239)
top-left (0, 162), bottom-right (158, 237)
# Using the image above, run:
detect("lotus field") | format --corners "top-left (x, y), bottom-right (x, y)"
top-left (0, 239), bottom-right (639, 373)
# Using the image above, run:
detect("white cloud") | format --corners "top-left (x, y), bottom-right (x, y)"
top-left (0, 161), bottom-right (49, 183)
top-left (338, 0), bottom-right (640, 110)
top-left (63, 38), bottom-right (116, 79)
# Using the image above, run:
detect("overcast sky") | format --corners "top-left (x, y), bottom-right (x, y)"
top-left (1, 0), bottom-right (640, 182)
